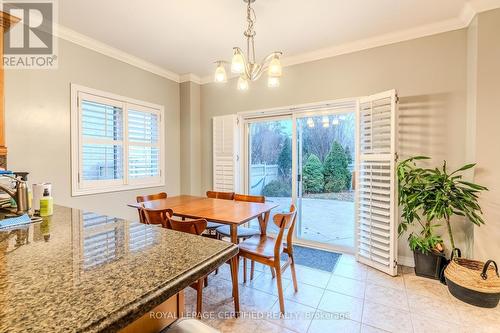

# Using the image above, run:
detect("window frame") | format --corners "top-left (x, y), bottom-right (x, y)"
top-left (71, 84), bottom-right (165, 196)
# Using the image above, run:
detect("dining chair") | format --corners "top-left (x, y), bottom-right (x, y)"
top-left (139, 205), bottom-right (172, 228)
top-left (168, 218), bottom-right (210, 319)
top-left (215, 194), bottom-right (265, 282)
top-left (206, 191), bottom-right (235, 200)
top-left (237, 204), bottom-right (298, 314)
top-left (136, 192), bottom-right (168, 224)
top-left (140, 207), bottom-right (210, 319)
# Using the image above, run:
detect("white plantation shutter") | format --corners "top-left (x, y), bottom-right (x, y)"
top-left (213, 115), bottom-right (240, 192)
top-left (71, 85), bottom-right (165, 195)
top-left (127, 106), bottom-right (162, 185)
top-left (79, 93), bottom-right (124, 187)
top-left (356, 89), bottom-right (398, 276)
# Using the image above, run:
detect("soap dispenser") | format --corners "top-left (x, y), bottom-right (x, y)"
top-left (39, 188), bottom-right (53, 217)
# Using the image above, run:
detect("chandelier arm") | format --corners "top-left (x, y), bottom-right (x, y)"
top-left (259, 52), bottom-right (282, 72)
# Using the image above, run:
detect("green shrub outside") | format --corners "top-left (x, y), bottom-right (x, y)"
top-left (302, 154), bottom-right (324, 193)
top-left (323, 141), bottom-right (351, 193)
top-left (262, 180), bottom-right (291, 197)
top-left (277, 137), bottom-right (292, 180)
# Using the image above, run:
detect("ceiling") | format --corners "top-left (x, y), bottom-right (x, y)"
top-left (58, 0), bottom-right (498, 81)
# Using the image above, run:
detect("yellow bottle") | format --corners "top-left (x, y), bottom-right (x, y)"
top-left (39, 189), bottom-right (53, 217)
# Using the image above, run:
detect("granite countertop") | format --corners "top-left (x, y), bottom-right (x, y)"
top-left (0, 205), bottom-right (238, 332)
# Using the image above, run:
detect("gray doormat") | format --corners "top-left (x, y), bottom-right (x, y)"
top-left (282, 245), bottom-right (342, 272)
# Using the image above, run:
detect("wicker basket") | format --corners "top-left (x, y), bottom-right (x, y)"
top-left (444, 251), bottom-right (500, 308)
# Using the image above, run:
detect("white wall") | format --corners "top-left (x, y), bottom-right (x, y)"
top-left (5, 39), bottom-right (180, 221)
top-left (472, 9), bottom-right (500, 263)
top-left (180, 81), bottom-right (202, 196)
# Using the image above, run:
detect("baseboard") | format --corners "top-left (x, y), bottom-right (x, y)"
top-left (398, 255), bottom-right (415, 267)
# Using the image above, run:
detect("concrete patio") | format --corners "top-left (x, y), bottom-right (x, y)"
top-left (252, 197), bottom-right (355, 249)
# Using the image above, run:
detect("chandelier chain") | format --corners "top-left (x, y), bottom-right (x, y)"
top-left (244, 1), bottom-right (257, 64)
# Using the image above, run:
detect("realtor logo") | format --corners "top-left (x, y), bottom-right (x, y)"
top-left (2, 0), bottom-right (58, 68)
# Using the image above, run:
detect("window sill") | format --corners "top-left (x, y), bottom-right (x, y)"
top-left (72, 182), bottom-right (166, 197)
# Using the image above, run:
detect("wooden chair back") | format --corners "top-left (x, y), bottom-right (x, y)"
top-left (234, 194), bottom-right (265, 203)
top-left (206, 191), bottom-right (235, 200)
top-left (136, 193), bottom-right (168, 223)
top-left (273, 205), bottom-right (297, 258)
top-left (140, 207), bottom-right (173, 229)
top-left (169, 219), bottom-right (208, 236)
top-left (273, 204), bottom-right (296, 229)
top-left (136, 192), bottom-right (168, 203)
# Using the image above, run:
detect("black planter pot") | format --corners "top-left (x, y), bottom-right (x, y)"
top-left (413, 250), bottom-right (447, 279)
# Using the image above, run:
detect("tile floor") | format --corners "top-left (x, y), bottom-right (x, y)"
top-left (183, 254), bottom-right (500, 333)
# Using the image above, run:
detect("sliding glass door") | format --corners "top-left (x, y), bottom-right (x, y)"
top-left (295, 111), bottom-right (356, 250)
top-left (244, 107), bottom-right (356, 252)
top-left (246, 117), bottom-right (293, 234)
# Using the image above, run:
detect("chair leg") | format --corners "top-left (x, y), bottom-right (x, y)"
top-left (289, 255), bottom-right (298, 292)
top-left (196, 278), bottom-right (204, 319)
top-left (275, 264), bottom-right (285, 315)
top-left (243, 258), bottom-right (247, 283)
top-left (204, 276), bottom-right (209, 287)
top-left (250, 260), bottom-right (255, 280)
top-left (270, 266), bottom-right (276, 279)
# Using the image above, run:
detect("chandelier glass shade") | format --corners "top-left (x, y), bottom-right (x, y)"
top-left (214, 0), bottom-right (283, 90)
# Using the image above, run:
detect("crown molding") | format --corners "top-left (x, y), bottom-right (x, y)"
top-left (55, 25), bottom-right (181, 83)
top-left (179, 73), bottom-right (202, 84)
top-left (200, 0), bottom-right (500, 85)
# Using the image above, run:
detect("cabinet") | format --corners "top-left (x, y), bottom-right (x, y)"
top-left (0, 11), bottom-right (20, 168)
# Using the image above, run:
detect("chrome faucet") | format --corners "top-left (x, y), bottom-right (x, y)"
top-left (0, 173), bottom-right (30, 215)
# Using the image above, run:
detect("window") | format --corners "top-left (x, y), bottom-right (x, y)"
top-left (71, 84), bottom-right (164, 195)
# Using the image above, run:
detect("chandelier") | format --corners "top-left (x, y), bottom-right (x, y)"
top-left (213, 0), bottom-right (283, 90)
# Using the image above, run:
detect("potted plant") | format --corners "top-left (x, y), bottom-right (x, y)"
top-left (397, 156), bottom-right (487, 279)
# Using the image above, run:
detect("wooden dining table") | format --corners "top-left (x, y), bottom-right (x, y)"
top-left (127, 195), bottom-right (279, 244)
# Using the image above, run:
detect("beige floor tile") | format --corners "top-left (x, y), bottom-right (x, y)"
top-left (251, 261), bottom-right (267, 272)
top-left (452, 298), bottom-right (500, 328)
top-left (399, 265), bottom-right (415, 275)
top-left (202, 277), bottom-right (236, 303)
top-left (258, 319), bottom-right (299, 333)
top-left (318, 290), bottom-right (364, 322)
top-left (411, 313), bottom-right (462, 333)
top-left (248, 271), bottom-right (292, 296)
top-left (333, 262), bottom-right (368, 281)
top-left (283, 282), bottom-right (325, 308)
top-left (364, 283), bottom-right (409, 311)
top-left (460, 323), bottom-right (500, 333)
top-left (339, 254), bottom-right (358, 265)
top-left (289, 265), bottom-right (333, 288)
top-left (308, 312), bottom-right (361, 333)
top-left (366, 270), bottom-right (405, 291)
top-left (327, 275), bottom-right (367, 299)
top-left (261, 264), bottom-right (293, 280)
top-left (239, 285), bottom-right (279, 312)
top-left (207, 316), bottom-right (263, 333)
top-left (184, 255), bottom-right (497, 333)
top-left (267, 300), bottom-right (315, 333)
top-left (361, 301), bottom-right (413, 333)
top-left (408, 292), bottom-right (459, 322)
top-left (360, 324), bottom-right (390, 332)
top-left (403, 274), bottom-right (451, 300)
top-left (214, 262), bottom-right (264, 284)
